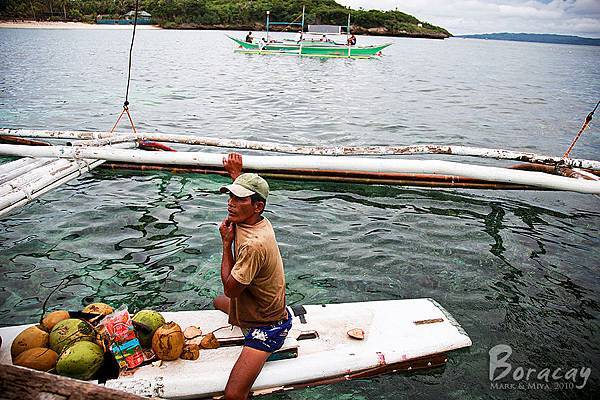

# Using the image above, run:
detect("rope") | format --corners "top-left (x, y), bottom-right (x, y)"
top-left (110, 0), bottom-right (140, 136)
top-left (563, 100), bottom-right (599, 159)
top-left (124, 0), bottom-right (139, 107)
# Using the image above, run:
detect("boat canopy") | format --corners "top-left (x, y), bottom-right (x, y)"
top-left (307, 24), bottom-right (345, 34)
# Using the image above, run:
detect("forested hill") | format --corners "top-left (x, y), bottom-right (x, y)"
top-left (458, 33), bottom-right (600, 46)
top-left (0, 0), bottom-right (452, 39)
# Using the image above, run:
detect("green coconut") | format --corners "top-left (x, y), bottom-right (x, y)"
top-left (132, 309), bottom-right (166, 348)
top-left (56, 341), bottom-right (104, 380)
top-left (49, 318), bottom-right (96, 354)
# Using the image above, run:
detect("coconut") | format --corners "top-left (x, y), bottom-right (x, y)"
top-left (14, 347), bottom-right (58, 371)
top-left (41, 310), bottom-right (70, 332)
top-left (183, 326), bottom-right (202, 340)
top-left (152, 322), bottom-right (184, 361)
top-left (200, 332), bottom-right (220, 349)
top-left (347, 328), bottom-right (365, 340)
top-left (132, 309), bottom-right (166, 348)
top-left (11, 325), bottom-right (49, 360)
top-left (56, 341), bottom-right (104, 380)
top-left (180, 344), bottom-right (200, 361)
top-left (49, 318), bottom-right (96, 354)
top-left (184, 326), bottom-right (203, 346)
top-left (82, 303), bottom-right (114, 316)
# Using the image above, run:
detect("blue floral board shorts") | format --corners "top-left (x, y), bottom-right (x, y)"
top-left (241, 309), bottom-right (292, 353)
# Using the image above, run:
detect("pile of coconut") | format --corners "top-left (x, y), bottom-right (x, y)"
top-left (10, 302), bottom-right (220, 380)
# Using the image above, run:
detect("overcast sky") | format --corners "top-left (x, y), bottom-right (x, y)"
top-left (336, 0), bottom-right (600, 38)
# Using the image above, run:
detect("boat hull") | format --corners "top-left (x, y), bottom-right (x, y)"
top-left (0, 298), bottom-right (471, 399)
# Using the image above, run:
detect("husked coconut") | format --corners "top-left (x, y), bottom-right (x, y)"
top-left (347, 328), bottom-right (365, 340)
top-left (200, 332), bottom-right (220, 349)
top-left (180, 343), bottom-right (200, 360)
top-left (14, 347), bottom-right (58, 371)
top-left (42, 310), bottom-right (70, 332)
top-left (152, 322), bottom-right (184, 361)
top-left (11, 325), bottom-right (49, 360)
top-left (183, 326), bottom-right (202, 340)
top-left (82, 303), bottom-right (114, 316)
top-left (184, 326), bottom-right (203, 346)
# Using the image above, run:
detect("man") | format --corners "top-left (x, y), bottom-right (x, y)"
top-left (245, 31), bottom-right (254, 43)
top-left (348, 34), bottom-right (357, 46)
top-left (214, 153), bottom-right (291, 400)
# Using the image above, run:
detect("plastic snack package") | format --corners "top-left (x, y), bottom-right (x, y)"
top-left (98, 305), bottom-right (144, 369)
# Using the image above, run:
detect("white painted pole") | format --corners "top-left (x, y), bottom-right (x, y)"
top-left (347, 14), bottom-right (351, 57)
top-left (0, 159), bottom-right (105, 217)
top-left (0, 142), bottom-right (136, 218)
top-left (1, 129), bottom-right (598, 170)
top-left (0, 158), bottom-right (55, 185)
top-left (0, 159), bottom-right (75, 197)
top-left (1, 144), bottom-right (599, 193)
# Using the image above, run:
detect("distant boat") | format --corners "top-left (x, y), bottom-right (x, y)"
top-left (228, 35), bottom-right (391, 58)
top-left (229, 8), bottom-right (391, 59)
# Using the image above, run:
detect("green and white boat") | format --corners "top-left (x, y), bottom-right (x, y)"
top-left (229, 36), bottom-right (391, 59)
top-left (229, 8), bottom-right (392, 59)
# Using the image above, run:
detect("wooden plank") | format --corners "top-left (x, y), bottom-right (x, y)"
top-left (0, 364), bottom-right (146, 400)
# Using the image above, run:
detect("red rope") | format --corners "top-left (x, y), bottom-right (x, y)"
top-left (563, 101), bottom-right (599, 159)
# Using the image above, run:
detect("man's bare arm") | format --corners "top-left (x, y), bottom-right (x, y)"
top-left (219, 217), bottom-right (247, 298)
top-left (223, 153), bottom-right (243, 181)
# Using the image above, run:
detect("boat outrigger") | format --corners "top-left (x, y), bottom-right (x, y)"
top-left (229, 8), bottom-right (392, 59)
top-left (1, 124), bottom-right (599, 220)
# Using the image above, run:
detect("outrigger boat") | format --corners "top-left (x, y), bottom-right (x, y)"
top-left (229, 8), bottom-right (392, 59)
top-left (229, 36), bottom-right (391, 58)
top-left (0, 118), bottom-right (598, 397)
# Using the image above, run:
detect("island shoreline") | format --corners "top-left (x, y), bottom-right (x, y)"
top-left (0, 19), bottom-right (449, 38)
top-left (0, 20), bottom-right (160, 30)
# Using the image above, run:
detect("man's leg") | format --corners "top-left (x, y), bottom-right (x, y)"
top-left (224, 346), bottom-right (270, 400)
top-left (213, 294), bottom-right (230, 314)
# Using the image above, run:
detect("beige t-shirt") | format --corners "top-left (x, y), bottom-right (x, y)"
top-left (229, 217), bottom-right (287, 328)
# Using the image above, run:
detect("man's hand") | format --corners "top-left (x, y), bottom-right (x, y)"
top-left (219, 217), bottom-right (235, 246)
top-left (223, 153), bottom-right (243, 180)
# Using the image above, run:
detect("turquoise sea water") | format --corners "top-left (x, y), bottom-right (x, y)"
top-left (0, 29), bottom-right (599, 399)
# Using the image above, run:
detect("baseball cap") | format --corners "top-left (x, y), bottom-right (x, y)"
top-left (220, 173), bottom-right (269, 200)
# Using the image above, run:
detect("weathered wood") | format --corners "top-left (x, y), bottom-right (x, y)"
top-left (0, 364), bottom-right (146, 400)
top-left (1, 128), bottom-right (599, 170)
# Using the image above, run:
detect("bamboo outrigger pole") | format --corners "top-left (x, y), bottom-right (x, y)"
top-left (1, 129), bottom-right (598, 170)
top-left (1, 144), bottom-right (599, 193)
top-left (0, 142), bottom-right (135, 217)
top-left (0, 158), bottom-right (105, 217)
